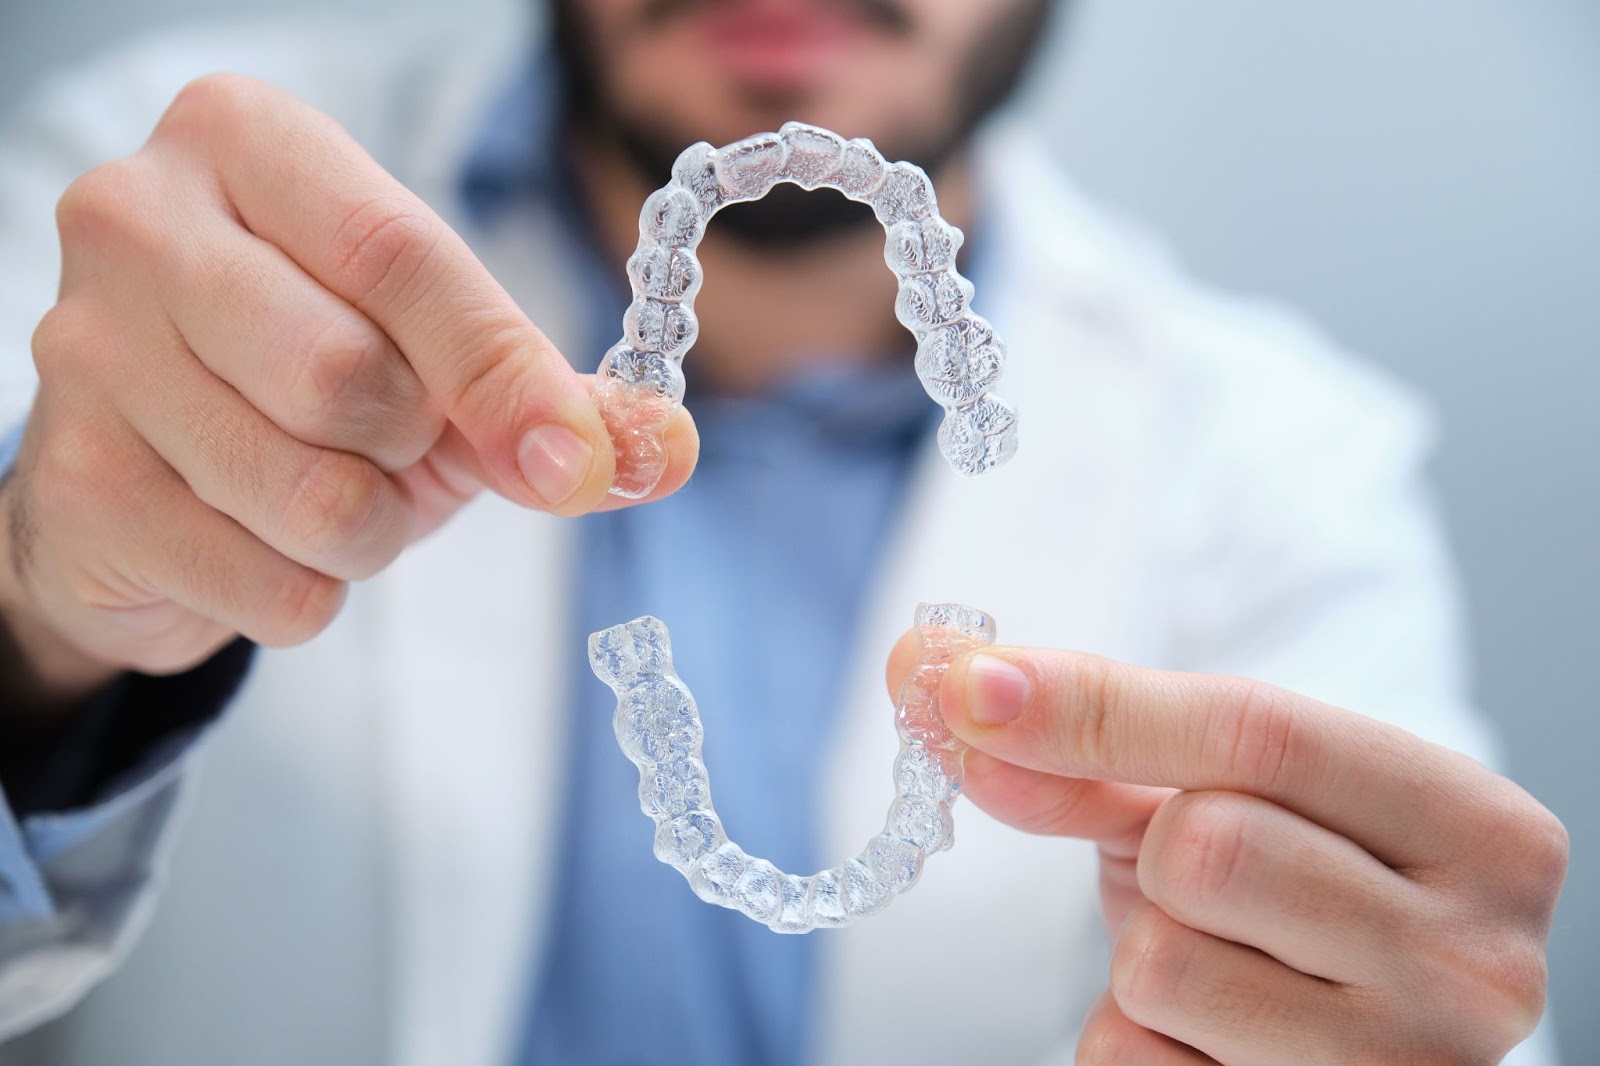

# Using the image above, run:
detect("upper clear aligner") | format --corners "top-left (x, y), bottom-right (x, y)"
top-left (597, 122), bottom-right (1020, 499)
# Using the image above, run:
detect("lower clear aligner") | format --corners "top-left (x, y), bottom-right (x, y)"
top-left (588, 602), bottom-right (996, 933)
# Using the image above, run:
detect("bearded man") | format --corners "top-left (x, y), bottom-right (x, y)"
top-left (0, 2), bottom-right (1565, 1064)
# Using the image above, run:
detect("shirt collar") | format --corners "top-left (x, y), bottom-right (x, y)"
top-left (686, 356), bottom-right (936, 454)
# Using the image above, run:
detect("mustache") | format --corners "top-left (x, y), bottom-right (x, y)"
top-left (636, 0), bottom-right (914, 36)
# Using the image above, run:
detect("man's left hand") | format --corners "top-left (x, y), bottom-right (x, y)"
top-left (887, 639), bottom-right (1567, 1064)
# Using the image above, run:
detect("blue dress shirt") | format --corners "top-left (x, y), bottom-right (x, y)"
top-left (525, 367), bottom-right (933, 1066)
top-left (459, 67), bottom-right (943, 1063)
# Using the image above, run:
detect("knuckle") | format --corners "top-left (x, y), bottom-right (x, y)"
top-left (1446, 934), bottom-right (1550, 1057)
top-left (1208, 678), bottom-right (1300, 791)
top-left (1147, 792), bottom-right (1249, 909)
top-left (1110, 907), bottom-right (1190, 1022)
top-left (33, 299), bottom-right (134, 384)
top-left (55, 162), bottom-right (125, 234)
top-left (328, 196), bottom-right (438, 307)
top-left (159, 72), bottom-right (267, 140)
top-left (262, 570), bottom-right (347, 646)
top-left (283, 315), bottom-right (392, 430)
top-left (1074, 1011), bottom-right (1136, 1065)
top-left (1529, 809), bottom-right (1571, 896)
top-left (1491, 797), bottom-right (1571, 905)
top-left (27, 400), bottom-right (122, 511)
top-left (282, 449), bottom-right (386, 559)
top-left (1414, 904), bottom-right (1551, 1059)
top-left (1491, 942), bottom-right (1551, 1046)
top-left (30, 303), bottom-right (90, 379)
top-left (56, 158), bottom-right (159, 251)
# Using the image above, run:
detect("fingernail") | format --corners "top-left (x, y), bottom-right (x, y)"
top-left (518, 423), bottom-right (593, 507)
top-left (966, 653), bottom-right (1032, 725)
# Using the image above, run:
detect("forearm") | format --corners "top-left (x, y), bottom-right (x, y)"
top-left (0, 423), bottom-right (252, 817)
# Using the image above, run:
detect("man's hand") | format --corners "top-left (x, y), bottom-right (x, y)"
top-left (887, 638), bottom-right (1567, 1065)
top-left (0, 74), bottom-right (697, 709)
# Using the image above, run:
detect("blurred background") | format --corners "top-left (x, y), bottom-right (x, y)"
top-left (1, 0), bottom-right (1595, 1060)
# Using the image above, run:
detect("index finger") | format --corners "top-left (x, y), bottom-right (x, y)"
top-left (156, 74), bottom-right (625, 514)
top-left (937, 645), bottom-right (1520, 868)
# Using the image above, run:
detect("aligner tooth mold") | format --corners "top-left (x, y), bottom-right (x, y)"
top-left (598, 121), bottom-right (1020, 499)
top-left (589, 603), bottom-right (996, 933)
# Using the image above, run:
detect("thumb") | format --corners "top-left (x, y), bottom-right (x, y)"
top-left (883, 626), bottom-right (1169, 849)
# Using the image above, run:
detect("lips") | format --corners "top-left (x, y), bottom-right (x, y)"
top-left (694, 1), bottom-right (876, 93)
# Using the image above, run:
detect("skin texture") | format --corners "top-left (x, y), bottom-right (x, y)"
top-left (885, 635), bottom-right (1569, 1064)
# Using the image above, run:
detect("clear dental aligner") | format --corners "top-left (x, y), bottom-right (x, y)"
top-left (588, 603), bottom-right (996, 933)
top-left (596, 122), bottom-right (1020, 499)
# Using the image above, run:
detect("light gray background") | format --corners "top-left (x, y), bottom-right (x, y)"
top-left (1, 0), bottom-right (1595, 1061)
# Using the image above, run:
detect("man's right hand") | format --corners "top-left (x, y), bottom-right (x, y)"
top-left (0, 73), bottom-right (698, 710)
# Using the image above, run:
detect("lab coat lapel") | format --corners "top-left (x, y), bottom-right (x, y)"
top-left (808, 318), bottom-right (1106, 1066)
top-left (810, 124), bottom-right (1168, 1064)
top-left (377, 501), bottom-right (574, 1066)
top-left (376, 189), bottom-right (595, 1066)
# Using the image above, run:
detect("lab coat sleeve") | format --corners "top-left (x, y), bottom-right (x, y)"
top-left (0, 415), bottom-right (253, 1046)
top-left (0, 14), bottom-right (501, 1042)
top-left (0, 681), bottom-right (235, 1045)
top-left (1158, 297), bottom-right (1560, 1065)
top-left (0, 26), bottom-right (349, 1042)
top-left (0, 420), bottom-right (251, 1046)
top-left (0, 47), bottom-right (196, 1045)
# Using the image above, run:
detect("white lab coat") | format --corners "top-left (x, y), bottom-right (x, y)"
top-left (0, 16), bottom-right (1558, 1066)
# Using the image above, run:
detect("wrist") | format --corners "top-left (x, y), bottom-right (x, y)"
top-left (0, 476), bottom-right (120, 722)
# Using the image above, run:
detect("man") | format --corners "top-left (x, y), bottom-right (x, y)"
top-left (0, 0), bottom-right (1567, 1063)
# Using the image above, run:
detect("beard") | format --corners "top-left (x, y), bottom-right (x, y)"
top-left (549, 0), bottom-right (1060, 248)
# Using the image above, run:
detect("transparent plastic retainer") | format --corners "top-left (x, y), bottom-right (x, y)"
top-left (589, 126), bottom-right (1016, 932)
top-left (596, 122), bottom-right (1018, 499)
top-left (590, 603), bottom-right (997, 933)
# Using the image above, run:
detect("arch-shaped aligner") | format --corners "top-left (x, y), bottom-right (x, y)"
top-left (589, 603), bottom-right (996, 933)
top-left (596, 121), bottom-right (1021, 499)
